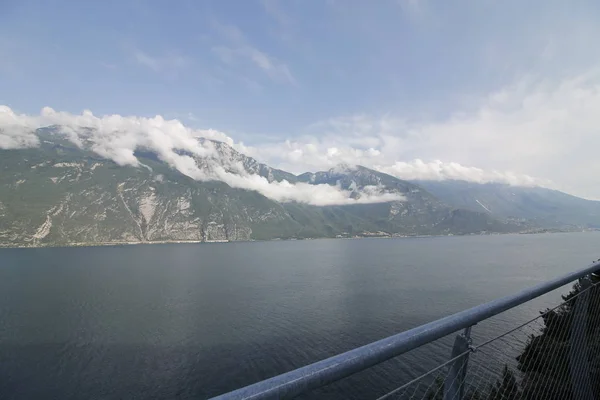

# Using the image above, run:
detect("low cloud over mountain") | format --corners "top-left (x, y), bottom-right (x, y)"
top-left (0, 106), bottom-right (402, 206)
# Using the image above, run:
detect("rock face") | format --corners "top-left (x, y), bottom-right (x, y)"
top-left (0, 138), bottom-right (299, 246)
top-left (0, 129), bottom-right (530, 247)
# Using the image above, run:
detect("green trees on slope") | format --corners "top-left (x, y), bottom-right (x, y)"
top-left (514, 280), bottom-right (600, 399)
top-left (426, 279), bottom-right (600, 399)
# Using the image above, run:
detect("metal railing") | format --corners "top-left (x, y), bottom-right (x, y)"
top-left (210, 260), bottom-right (600, 400)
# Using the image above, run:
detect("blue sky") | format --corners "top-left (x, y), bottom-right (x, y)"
top-left (2, 0), bottom-right (600, 198)
top-left (3, 0), bottom-right (596, 134)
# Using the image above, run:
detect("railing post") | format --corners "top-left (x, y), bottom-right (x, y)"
top-left (569, 276), bottom-right (595, 400)
top-left (444, 326), bottom-right (472, 400)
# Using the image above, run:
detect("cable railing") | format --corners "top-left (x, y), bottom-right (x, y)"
top-left (210, 260), bottom-right (600, 400)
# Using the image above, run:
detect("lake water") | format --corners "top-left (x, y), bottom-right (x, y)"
top-left (0, 232), bottom-right (598, 399)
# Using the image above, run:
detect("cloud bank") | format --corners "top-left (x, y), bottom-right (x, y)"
top-left (4, 69), bottom-right (600, 200)
top-left (0, 106), bottom-right (402, 206)
top-left (233, 71), bottom-right (600, 199)
top-left (376, 160), bottom-right (544, 186)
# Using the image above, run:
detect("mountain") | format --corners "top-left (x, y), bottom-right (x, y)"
top-left (0, 137), bottom-right (333, 246)
top-left (195, 138), bottom-right (298, 183)
top-left (297, 165), bottom-right (523, 235)
top-left (414, 180), bottom-right (600, 229)
top-left (0, 128), bottom-right (527, 247)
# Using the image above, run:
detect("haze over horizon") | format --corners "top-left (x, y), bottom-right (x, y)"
top-left (2, 0), bottom-right (600, 199)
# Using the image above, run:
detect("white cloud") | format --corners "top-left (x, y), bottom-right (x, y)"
top-left (239, 126), bottom-right (548, 187)
top-left (0, 106), bottom-right (40, 149)
top-left (132, 49), bottom-right (187, 77)
top-left (237, 71), bottom-right (600, 199)
top-left (134, 50), bottom-right (162, 71)
top-left (213, 168), bottom-right (402, 206)
top-left (397, 72), bottom-right (600, 198)
top-left (212, 45), bottom-right (296, 85)
top-left (375, 160), bottom-right (544, 187)
top-left (211, 20), bottom-right (297, 85)
top-left (236, 138), bottom-right (545, 187)
top-left (3, 70), bottom-right (600, 200)
top-left (0, 106), bottom-right (401, 206)
top-left (261, 0), bottom-right (291, 27)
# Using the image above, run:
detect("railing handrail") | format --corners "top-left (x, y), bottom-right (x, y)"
top-left (210, 260), bottom-right (600, 400)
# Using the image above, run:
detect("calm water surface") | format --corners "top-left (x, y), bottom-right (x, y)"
top-left (0, 232), bottom-right (599, 399)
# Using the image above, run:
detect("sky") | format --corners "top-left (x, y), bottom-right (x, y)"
top-left (2, 0), bottom-right (600, 199)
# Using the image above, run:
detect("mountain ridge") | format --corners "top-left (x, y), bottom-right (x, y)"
top-left (0, 127), bottom-right (593, 248)
top-left (413, 179), bottom-right (600, 229)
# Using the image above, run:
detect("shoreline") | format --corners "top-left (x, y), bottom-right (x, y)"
top-left (0, 229), bottom-right (596, 250)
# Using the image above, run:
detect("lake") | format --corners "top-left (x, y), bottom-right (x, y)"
top-left (0, 232), bottom-right (598, 399)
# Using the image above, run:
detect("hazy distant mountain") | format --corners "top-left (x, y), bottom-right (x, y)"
top-left (0, 128), bottom-right (536, 247)
top-left (414, 180), bottom-right (600, 229)
top-left (297, 165), bottom-right (524, 235)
